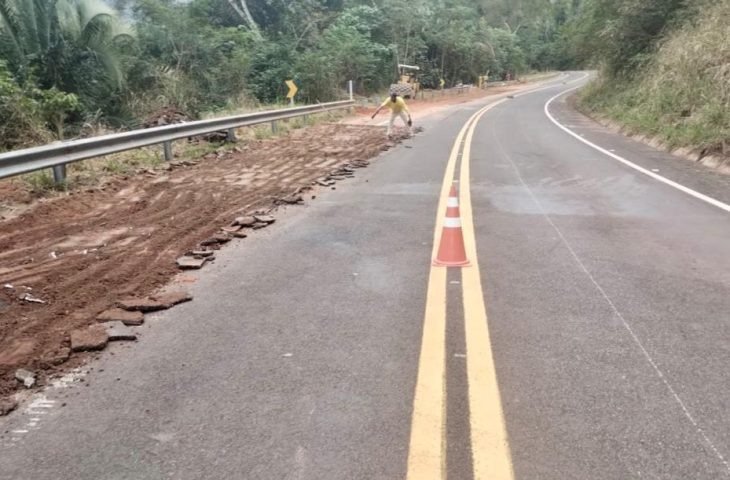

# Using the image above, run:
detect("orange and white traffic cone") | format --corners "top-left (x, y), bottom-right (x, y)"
top-left (433, 184), bottom-right (470, 267)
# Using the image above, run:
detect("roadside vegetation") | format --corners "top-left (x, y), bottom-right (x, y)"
top-left (563, 0), bottom-right (729, 157)
top-left (0, 0), bottom-right (581, 151)
top-left (1, 0), bottom-right (724, 158)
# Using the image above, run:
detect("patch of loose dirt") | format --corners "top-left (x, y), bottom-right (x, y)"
top-left (0, 181), bottom-right (35, 214)
top-left (0, 123), bottom-right (402, 399)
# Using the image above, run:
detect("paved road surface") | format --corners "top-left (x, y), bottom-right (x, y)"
top-left (2, 72), bottom-right (729, 479)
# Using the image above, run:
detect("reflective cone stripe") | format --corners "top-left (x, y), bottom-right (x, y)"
top-left (433, 184), bottom-right (470, 267)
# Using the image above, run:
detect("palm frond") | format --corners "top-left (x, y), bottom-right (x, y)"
top-left (0, 1), bottom-right (25, 67)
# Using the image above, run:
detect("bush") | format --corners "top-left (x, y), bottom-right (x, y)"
top-left (0, 63), bottom-right (52, 150)
top-left (245, 42), bottom-right (294, 103)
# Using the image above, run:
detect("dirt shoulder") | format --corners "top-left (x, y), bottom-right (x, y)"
top-left (0, 73), bottom-right (558, 406)
top-left (0, 124), bottom-right (405, 403)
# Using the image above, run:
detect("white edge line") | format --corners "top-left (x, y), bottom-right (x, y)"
top-left (544, 86), bottom-right (730, 214)
top-left (513, 71), bottom-right (588, 98)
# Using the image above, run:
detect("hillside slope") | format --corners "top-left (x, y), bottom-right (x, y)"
top-left (578, 1), bottom-right (729, 160)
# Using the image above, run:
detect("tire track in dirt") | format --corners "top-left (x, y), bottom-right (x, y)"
top-left (0, 124), bottom-right (401, 399)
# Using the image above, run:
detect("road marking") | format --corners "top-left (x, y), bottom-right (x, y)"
top-left (544, 88), bottom-right (730, 214)
top-left (407, 94), bottom-right (513, 478)
top-left (407, 265), bottom-right (448, 479)
top-left (407, 99), bottom-right (504, 479)
top-left (406, 110), bottom-right (468, 480)
top-left (512, 72), bottom-right (589, 99)
top-left (459, 104), bottom-right (515, 480)
top-left (494, 90), bottom-right (730, 477)
top-left (377, 73), bottom-right (573, 128)
top-left (408, 73), bottom-right (584, 479)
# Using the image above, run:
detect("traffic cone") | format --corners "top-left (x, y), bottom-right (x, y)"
top-left (433, 184), bottom-right (470, 267)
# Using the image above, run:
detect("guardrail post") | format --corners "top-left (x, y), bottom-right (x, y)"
top-left (52, 164), bottom-right (66, 185)
top-left (271, 121), bottom-right (279, 134)
top-left (163, 141), bottom-right (173, 162)
top-left (226, 128), bottom-right (237, 142)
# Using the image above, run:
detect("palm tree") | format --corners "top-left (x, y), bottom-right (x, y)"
top-left (0, 0), bottom-right (132, 92)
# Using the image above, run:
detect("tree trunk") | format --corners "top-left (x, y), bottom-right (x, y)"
top-left (226, 0), bottom-right (263, 41)
top-left (54, 115), bottom-right (65, 140)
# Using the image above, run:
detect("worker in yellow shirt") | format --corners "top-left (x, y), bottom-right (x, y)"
top-left (371, 92), bottom-right (412, 137)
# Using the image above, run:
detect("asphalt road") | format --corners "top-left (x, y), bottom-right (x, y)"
top-left (1, 72), bottom-right (729, 480)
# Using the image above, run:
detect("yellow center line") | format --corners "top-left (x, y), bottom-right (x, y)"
top-left (460, 103), bottom-right (515, 480)
top-left (406, 98), bottom-right (510, 479)
top-left (407, 75), bottom-right (572, 479)
top-left (406, 105), bottom-right (473, 480)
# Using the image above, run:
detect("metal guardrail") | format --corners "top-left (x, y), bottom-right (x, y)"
top-left (0, 99), bottom-right (355, 183)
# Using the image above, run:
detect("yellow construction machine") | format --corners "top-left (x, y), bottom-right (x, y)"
top-left (389, 64), bottom-right (421, 98)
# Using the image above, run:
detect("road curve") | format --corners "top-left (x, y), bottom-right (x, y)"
top-left (1, 72), bottom-right (728, 480)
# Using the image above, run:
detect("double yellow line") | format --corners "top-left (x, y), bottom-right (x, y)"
top-left (406, 99), bottom-right (514, 480)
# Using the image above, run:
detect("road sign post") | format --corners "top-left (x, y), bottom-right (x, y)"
top-left (286, 80), bottom-right (298, 106)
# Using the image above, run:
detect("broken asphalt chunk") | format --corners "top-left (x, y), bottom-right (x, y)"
top-left (221, 225), bottom-right (241, 233)
top-left (105, 322), bottom-right (138, 342)
top-left (42, 348), bottom-right (70, 366)
top-left (70, 325), bottom-right (109, 352)
top-left (97, 308), bottom-right (144, 326)
top-left (151, 291), bottom-right (193, 308)
top-left (200, 233), bottom-right (231, 246)
top-left (252, 222), bottom-right (269, 230)
top-left (279, 194), bottom-right (304, 205)
top-left (191, 250), bottom-right (214, 257)
top-left (253, 215), bottom-right (275, 224)
top-left (233, 216), bottom-right (256, 227)
top-left (112, 291), bottom-right (190, 317)
top-left (15, 368), bottom-right (36, 388)
top-left (232, 231), bottom-right (248, 238)
top-left (117, 298), bottom-right (167, 312)
top-left (18, 293), bottom-right (46, 304)
top-left (176, 256), bottom-right (208, 270)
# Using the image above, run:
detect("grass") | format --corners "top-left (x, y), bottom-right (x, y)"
top-left (578, 2), bottom-right (729, 156)
top-left (24, 171), bottom-right (65, 194)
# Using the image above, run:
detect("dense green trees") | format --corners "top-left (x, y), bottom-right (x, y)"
top-left (558, 0), bottom-right (689, 78)
top-left (1, 0), bottom-right (574, 149)
top-left (1, 0), bottom-right (721, 153)
top-left (0, 0), bottom-right (132, 105)
top-left (0, 0), bottom-right (132, 147)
